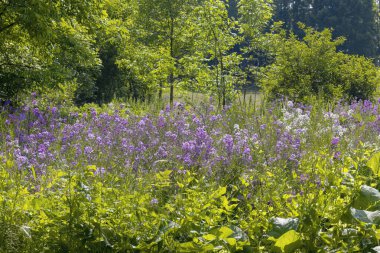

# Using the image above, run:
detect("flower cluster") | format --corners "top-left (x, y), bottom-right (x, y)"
top-left (1, 98), bottom-right (380, 178)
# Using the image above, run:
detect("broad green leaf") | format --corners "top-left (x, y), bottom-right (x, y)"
top-left (240, 177), bottom-right (249, 187)
top-left (367, 152), bottom-right (380, 176)
top-left (350, 208), bottom-right (380, 224)
top-left (274, 230), bottom-right (302, 253)
top-left (219, 226), bottom-right (234, 239)
top-left (203, 234), bottom-right (216, 241)
top-left (209, 225), bottom-right (249, 244)
top-left (221, 196), bottom-right (238, 211)
top-left (212, 186), bottom-right (227, 198)
top-left (269, 217), bottom-right (299, 238)
top-left (375, 229), bottom-right (380, 240)
top-left (352, 185), bottom-right (380, 210)
top-left (179, 242), bottom-right (196, 250)
top-left (85, 165), bottom-right (97, 176)
top-left (225, 238), bottom-right (236, 246)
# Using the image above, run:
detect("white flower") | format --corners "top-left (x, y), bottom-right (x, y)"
top-left (334, 125), bottom-right (347, 137)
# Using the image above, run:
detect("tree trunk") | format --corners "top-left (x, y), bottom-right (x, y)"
top-left (158, 83), bottom-right (163, 100)
top-left (219, 49), bottom-right (226, 107)
top-left (169, 17), bottom-right (174, 107)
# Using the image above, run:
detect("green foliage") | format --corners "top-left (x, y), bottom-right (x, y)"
top-left (193, 0), bottom-right (244, 106)
top-left (272, 0), bottom-right (379, 58)
top-left (273, 230), bottom-right (302, 253)
top-left (367, 152), bottom-right (380, 176)
top-left (260, 25), bottom-right (379, 102)
top-left (0, 0), bottom-right (274, 104)
top-left (1, 144), bottom-right (380, 252)
top-left (353, 185), bottom-right (380, 210)
top-left (0, 0), bottom-right (102, 100)
top-left (268, 218), bottom-right (299, 238)
top-left (1, 98), bottom-right (380, 252)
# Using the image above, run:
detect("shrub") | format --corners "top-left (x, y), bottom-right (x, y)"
top-left (260, 24), bottom-right (379, 102)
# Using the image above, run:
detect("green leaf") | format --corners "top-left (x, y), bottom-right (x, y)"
top-left (352, 185), bottom-right (380, 210)
top-left (209, 225), bottom-right (249, 244)
top-left (212, 186), bottom-right (227, 198)
top-left (225, 238), bottom-right (236, 246)
top-left (350, 208), bottom-right (380, 224)
top-left (6, 160), bottom-right (14, 168)
top-left (30, 167), bottom-right (37, 181)
top-left (219, 226), bottom-right (234, 239)
top-left (178, 242), bottom-right (196, 251)
top-left (203, 234), bottom-right (217, 241)
top-left (274, 230), bottom-right (302, 253)
top-left (269, 217), bottom-right (299, 238)
top-left (157, 170), bottom-right (172, 180)
top-left (375, 229), bottom-right (380, 240)
top-left (367, 152), bottom-right (380, 176)
top-left (228, 226), bottom-right (249, 242)
top-left (160, 220), bottom-right (181, 235)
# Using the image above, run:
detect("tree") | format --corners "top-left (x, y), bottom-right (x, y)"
top-left (92, 0), bottom-right (137, 104)
top-left (374, 0), bottom-right (380, 65)
top-left (312, 0), bottom-right (377, 57)
top-left (184, 0), bottom-right (273, 107)
top-left (272, 0), bottom-right (378, 58)
top-left (195, 0), bottom-right (243, 106)
top-left (237, 0), bottom-right (273, 94)
top-left (260, 25), bottom-right (379, 102)
top-left (0, 0), bottom-right (279, 105)
top-left (273, 0), bottom-right (312, 35)
top-left (126, 0), bottom-right (203, 106)
top-left (0, 0), bottom-right (102, 100)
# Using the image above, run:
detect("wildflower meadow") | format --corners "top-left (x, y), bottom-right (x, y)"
top-left (0, 95), bottom-right (380, 252)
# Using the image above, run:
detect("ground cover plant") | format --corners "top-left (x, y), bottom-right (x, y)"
top-left (1, 95), bottom-right (380, 252)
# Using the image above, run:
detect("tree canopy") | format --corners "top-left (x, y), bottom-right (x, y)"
top-left (0, 0), bottom-right (103, 99)
top-left (272, 0), bottom-right (379, 58)
top-left (0, 0), bottom-right (378, 104)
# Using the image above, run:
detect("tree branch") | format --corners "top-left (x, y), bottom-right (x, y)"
top-left (0, 22), bottom-right (16, 33)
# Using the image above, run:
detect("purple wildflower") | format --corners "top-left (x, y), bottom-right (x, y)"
top-left (150, 198), bottom-right (159, 205)
top-left (84, 146), bottom-right (93, 155)
top-left (223, 134), bottom-right (234, 154)
top-left (331, 137), bottom-right (340, 146)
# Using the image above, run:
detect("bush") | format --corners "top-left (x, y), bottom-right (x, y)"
top-left (260, 24), bottom-right (379, 102)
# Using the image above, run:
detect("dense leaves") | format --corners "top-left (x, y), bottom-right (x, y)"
top-left (260, 25), bottom-right (379, 102)
top-left (1, 0), bottom-right (379, 104)
top-left (0, 0), bottom-right (102, 100)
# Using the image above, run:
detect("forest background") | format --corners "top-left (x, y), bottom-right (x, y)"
top-left (0, 0), bottom-right (379, 106)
